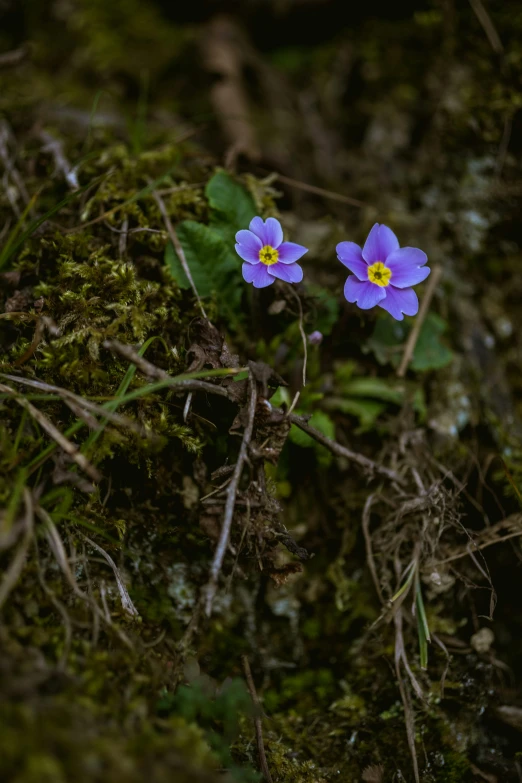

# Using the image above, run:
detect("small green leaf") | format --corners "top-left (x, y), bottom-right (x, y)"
top-left (365, 313), bottom-right (453, 372)
top-left (340, 377), bottom-right (406, 404)
top-left (411, 313), bottom-right (454, 371)
top-left (206, 171), bottom-right (257, 231)
top-left (323, 397), bottom-right (386, 431)
top-left (164, 221), bottom-right (241, 310)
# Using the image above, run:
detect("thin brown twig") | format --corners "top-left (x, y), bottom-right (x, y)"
top-left (469, 0), bottom-right (504, 54)
top-left (149, 181), bottom-right (207, 319)
top-left (288, 413), bottom-right (403, 483)
top-left (82, 534), bottom-right (140, 618)
top-left (1, 373), bottom-right (155, 442)
top-left (362, 493), bottom-right (384, 604)
top-left (274, 171), bottom-right (367, 208)
top-left (241, 655), bottom-right (274, 783)
top-left (37, 507), bottom-right (133, 649)
top-left (394, 608), bottom-right (420, 783)
top-left (0, 382), bottom-right (101, 482)
top-left (396, 264), bottom-right (442, 378)
top-left (205, 371), bottom-right (257, 616)
top-left (102, 339), bottom-right (231, 398)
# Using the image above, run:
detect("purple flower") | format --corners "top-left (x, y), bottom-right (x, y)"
top-left (337, 223), bottom-right (430, 321)
top-left (307, 330), bottom-right (323, 346)
top-left (235, 217), bottom-right (308, 289)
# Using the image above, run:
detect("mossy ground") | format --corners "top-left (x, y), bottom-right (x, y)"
top-left (1, 2), bottom-right (522, 781)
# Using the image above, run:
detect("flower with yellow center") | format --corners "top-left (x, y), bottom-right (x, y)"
top-left (236, 216), bottom-right (308, 288)
top-left (336, 222), bottom-right (430, 320)
top-left (367, 261), bottom-right (392, 287)
top-left (259, 245), bottom-right (279, 266)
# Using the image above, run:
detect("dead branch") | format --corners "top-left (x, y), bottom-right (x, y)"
top-left (205, 370), bottom-right (257, 615)
top-left (102, 339), bottom-right (231, 400)
top-left (362, 493), bottom-right (385, 604)
top-left (288, 413), bottom-right (403, 483)
top-left (82, 534), bottom-right (139, 618)
top-left (469, 0), bottom-right (504, 54)
top-left (37, 507), bottom-right (133, 649)
top-left (273, 171), bottom-right (367, 208)
top-left (241, 655), bottom-right (274, 783)
top-left (148, 181), bottom-right (207, 319)
top-left (396, 265), bottom-right (442, 377)
top-left (1, 373), bottom-right (160, 441)
top-left (0, 382), bottom-right (101, 482)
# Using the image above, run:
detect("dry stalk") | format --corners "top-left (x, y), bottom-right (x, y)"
top-left (149, 182), bottom-right (207, 319)
top-left (273, 171), bottom-right (367, 208)
top-left (205, 371), bottom-right (257, 616)
top-left (396, 264), bottom-right (442, 377)
top-left (289, 413), bottom-right (403, 483)
top-left (82, 534), bottom-right (139, 618)
top-left (37, 506), bottom-right (133, 649)
top-left (0, 382), bottom-right (101, 482)
top-left (2, 373), bottom-right (160, 440)
top-left (242, 655), bottom-right (274, 783)
top-left (469, 0), bottom-right (504, 54)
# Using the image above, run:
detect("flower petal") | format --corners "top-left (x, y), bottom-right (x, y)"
top-left (362, 223), bottom-right (400, 263)
top-left (242, 262), bottom-right (274, 288)
top-left (249, 216), bottom-right (283, 248)
top-left (277, 241), bottom-right (308, 264)
top-left (267, 261), bottom-right (303, 284)
top-left (235, 230), bottom-right (262, 264)
top-left (336, 241), bottom-right (368, 280)
top-left (344, 276), bottom-right (386, 309)
top-left (384, 248), bottom-right (430, 288)
top-left (377, 285), bottom-right (418, 320)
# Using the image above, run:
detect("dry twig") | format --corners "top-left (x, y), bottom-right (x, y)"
top-left (273, 171), bottom-right (366, 208)
top-left (396, 264), bottom-right (442, 378)
top-left (469, 0), bottom-right (504, 54)
top-left (149, 181), bottom-right (207, 319)
top-left (82, 535), bottom-right (140, 618)
top-left (241, 655), bottom-right (274, 783)
top-left (289, 413), bottom-right (403, 483)
top-left (0, 382), bottom-right (101, 482)
top-left (205, 371), bottom-right (257, 615)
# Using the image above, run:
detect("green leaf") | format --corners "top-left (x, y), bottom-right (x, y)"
top-left (411, 313), bottom-right (454, 371)
top-left (340, 377), bottom-right (406, 405)
top-left (365, 313), bottom-right (453, 372)
top-left (323, 397), bottom-right (387, 431)
top-left (206, 171), bottom-right (257, 233)
top-left (164, 221), bottom-right (241, 311)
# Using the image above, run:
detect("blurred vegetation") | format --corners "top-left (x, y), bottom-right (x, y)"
top-left (1, 1), bottom-right (522, 781)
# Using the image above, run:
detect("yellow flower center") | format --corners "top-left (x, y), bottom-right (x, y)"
top-left (259, 245), bottom-right (279, 265)
top-left (368, 261), bottom-right (392, 287)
